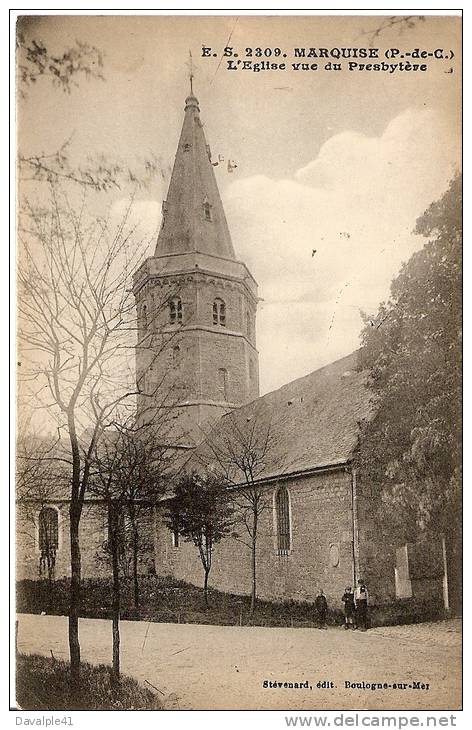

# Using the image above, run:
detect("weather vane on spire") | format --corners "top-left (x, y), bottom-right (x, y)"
top-left (187, 50), bottom-right (194, 95)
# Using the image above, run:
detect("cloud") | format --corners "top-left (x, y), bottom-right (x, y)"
top-left (224, 108), bottom-right (459, 394)
top-left (119, 109), bottom-right (459, 397)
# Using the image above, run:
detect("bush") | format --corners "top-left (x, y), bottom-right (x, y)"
top-left (16, 576), bottom-right (341, 627)
top-left (16, 576), bottom-right (444, 629)
top-left (16, 653), bottom-right (160, 710)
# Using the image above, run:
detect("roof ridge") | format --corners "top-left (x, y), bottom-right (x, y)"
top-left (221, 349), bottom-right (361, 419)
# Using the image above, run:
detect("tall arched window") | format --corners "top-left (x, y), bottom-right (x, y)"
top-left (213, 298), bottom-right (226, 327)
top-left (172, 345), bottom-right (181, 364)
top-left (275, 487), bottom-right (291, 555)
top-left (169, 297), bottom-right (183, 324)
top-left (38, 507), bottom-right (59, 578)
top-left (218, 368), bottom-right (229, 400)
top-left (141, 304), bottom-right (148, 329)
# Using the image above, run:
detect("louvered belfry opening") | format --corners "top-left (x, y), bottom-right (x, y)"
top-left (276, 487), bottom-right (291, 555)
top-left (169, 297), bottom-right (183, 324)
top-left (213, 298), bottom-right (226, 326)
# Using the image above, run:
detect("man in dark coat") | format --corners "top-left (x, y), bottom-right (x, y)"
top-left (355, 580), bottom-right (369, 631)
top-left (341, 586), bottom-right (356, 629)
top-left (315, 589), bottom-right (328, 629)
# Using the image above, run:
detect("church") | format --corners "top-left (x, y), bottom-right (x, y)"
top-left (17, 89), bottom-right (448, 614)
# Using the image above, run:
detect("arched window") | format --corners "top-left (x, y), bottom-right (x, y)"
top-left (141, 304), bottom-right (148, 329)
top-left (172, 345), bottom-right (181, 364)
top-left (213, 298), bottom-right (226, 327)
top-left (275, 487), bottom-right (291, 555)
top-left (38, 507), bottom-right (59, 578)
top-left (218, 368), bottom-right (229, 400)
top-left (169, 297), bottom-right (183, 325)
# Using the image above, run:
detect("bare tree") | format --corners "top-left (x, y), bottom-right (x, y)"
top-left (359, 15), bottom-right (425, 46)
top-left (94, 417), bottom-right (175, 608)
top-left (17, 24), bottom-right (164, 192)
top-left (17, 185), bottom-right (174, 691)
top-left (201, 405), bottom-right (277, 614)
top-left (89, 420), bottom-right (170, 683)
top-left (18, 136), bottom-right (164, 193)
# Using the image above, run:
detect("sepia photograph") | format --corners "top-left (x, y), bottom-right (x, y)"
top-left (13, 11), bottom-right (462, 714)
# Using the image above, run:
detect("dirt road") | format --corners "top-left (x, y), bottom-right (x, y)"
top-left (16, 614), bottom-right (461, 710)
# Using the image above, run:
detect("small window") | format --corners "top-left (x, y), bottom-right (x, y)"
top-left (275, 487), bottom-right (291, 555)
top-left (141, 304), bottom-right (148, 329)
top-left (172, 345), bottom-right (181, 364)
top-left (218, 368), bottom-right (229, 400)
top-left (169, 298), bottom-right (183, 324)
top-left (183, 143), bottom-right (191, 152)
top-left (213, 298), bottom-right (226, 327)
top-left (171, 523), bottom-right (180, 548)
top-left (203, 202), bottom-right (212, 221)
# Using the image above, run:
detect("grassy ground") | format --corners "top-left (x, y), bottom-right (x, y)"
top-left (15, 653), bottom-right (160, 710)
top-left (16, 575), bottom-right (444, 628)
top-left (17, 575), bottom-right (328, 627)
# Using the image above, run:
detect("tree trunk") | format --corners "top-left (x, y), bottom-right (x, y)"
top-left (110, 503), bottom-right (121, 685)
top-left (204, 568), bottom-right (210, 607)
top-left (250, 512), bottom-right (258, 615)
top-left (132, 539), bottom-right (139, 612)
top-left (127, 502), bottom-right (140, 612)
top-left (69, 504), bottom-right (81, 694)
top-left (130, 512), bottom-right (140, 612)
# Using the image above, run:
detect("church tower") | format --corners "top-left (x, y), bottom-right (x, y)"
top-left (133, 91), bottom-right (259, 442)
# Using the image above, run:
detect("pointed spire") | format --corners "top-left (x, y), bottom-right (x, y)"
top-left (155, 88), bottom-right (236, 260)
top-left (188, 50), bottom-right (194, 96)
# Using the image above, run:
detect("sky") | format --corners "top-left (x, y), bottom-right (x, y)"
top-left (18, 13), bottom-right (461, 397)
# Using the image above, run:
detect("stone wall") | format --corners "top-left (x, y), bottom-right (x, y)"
top-left (154, 468), bottom-right (358, 607)
top-left (16, 470), bottom-right (402, 609)
top-left (135, 270), bottom-right (259, 437)
top-left (16, 502), bottom-right (155, 581)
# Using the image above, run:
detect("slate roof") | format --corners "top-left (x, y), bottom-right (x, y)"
top-left (200, 350), bottom-right (373, 483)
top-left (154, 93), bottom-right (236, 260)
top-left (18, 352), bottom-right (373, 502)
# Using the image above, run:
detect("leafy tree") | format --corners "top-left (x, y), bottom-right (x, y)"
top-left (354, 173), bottom-right (461, 600)
top-left (165, 471), bottom-right (233, 606)
top-left (17, 26), bottom-right (104, 98)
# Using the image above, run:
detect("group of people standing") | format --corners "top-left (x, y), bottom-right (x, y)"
top-left (314, 580), bottom-right (369, 630)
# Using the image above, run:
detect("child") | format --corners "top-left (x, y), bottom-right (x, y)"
top-left (355, 580), bottom-right (369, 631)
top-left (315, 589), bottom-right (328, 629)
top-left (341, 586), bottom-right (356, 629)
